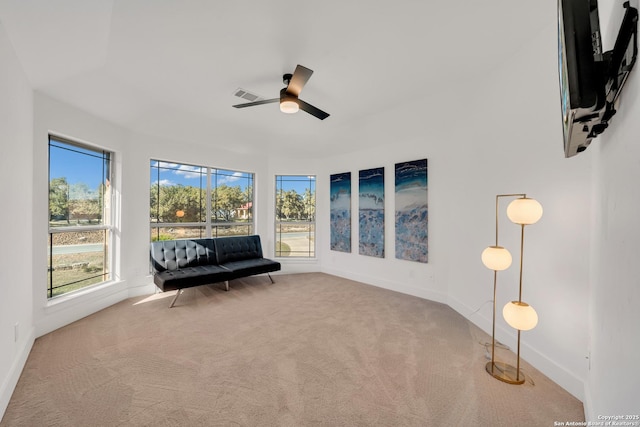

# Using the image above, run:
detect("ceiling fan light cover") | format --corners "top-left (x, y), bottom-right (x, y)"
top-left (280, 100), bottom-right (299, 114)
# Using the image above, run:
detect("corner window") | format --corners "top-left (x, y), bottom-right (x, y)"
top-left (275, 175), bottom-right (316, 257)
top-left (48, 136), bottom-right (113, 298)
top-left (150, 161), bottom-right (254, 240)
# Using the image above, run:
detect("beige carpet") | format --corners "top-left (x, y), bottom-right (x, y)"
top-left (1, 273), bottom-right (584, 426)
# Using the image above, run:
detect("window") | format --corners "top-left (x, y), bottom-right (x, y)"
top-left (150, 161), bottom-right (253, 241)
top-left (48, 136), bottom-right (113, 298)
top-left (150, 161), bottom-right (206, 240)
top-left (275, 175), bottom-right (316, 257)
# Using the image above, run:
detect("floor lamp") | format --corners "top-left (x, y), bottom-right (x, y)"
top-left (481, 194), bottom-right (543, 385)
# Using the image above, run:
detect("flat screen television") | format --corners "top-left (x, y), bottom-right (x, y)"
top-left (558, 0), bottom-right (638, 158)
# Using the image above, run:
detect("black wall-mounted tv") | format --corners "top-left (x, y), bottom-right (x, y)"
top-left (558, 0), bottom-right (638, 158)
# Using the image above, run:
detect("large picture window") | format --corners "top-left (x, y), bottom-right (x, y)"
top-left (150, 161), bottom-right (253, 241)
top-left (48, 136), bottom-right (113, 298)
top-left (275, 175), bottom-right (316, 257)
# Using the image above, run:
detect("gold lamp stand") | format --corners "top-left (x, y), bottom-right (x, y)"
top-left (482, 194), bottom-right (542, 385)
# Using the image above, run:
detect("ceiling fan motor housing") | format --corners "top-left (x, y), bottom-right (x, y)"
top-left (280, 87), bottom-right (297, 103)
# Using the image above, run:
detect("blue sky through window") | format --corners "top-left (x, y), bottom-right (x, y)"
top-left (49, 138), bottom-right (108, 191)
top-left (150, 161), bottom-right (254, 191)
top-left (276, 175), bottom-right (316, 195)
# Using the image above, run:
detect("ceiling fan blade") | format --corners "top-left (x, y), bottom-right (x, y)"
top-left (286, 65), bottom-right (313, 97)
top-left (232, 98), bottom-right (279, 108)
top-left (298, 99), bottom-right (330, 120)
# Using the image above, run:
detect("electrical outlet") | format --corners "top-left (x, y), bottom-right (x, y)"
top-left (14, 322), bottom-right (19, 342)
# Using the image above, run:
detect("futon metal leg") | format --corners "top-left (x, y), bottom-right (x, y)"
top-left (225, 280), bottom-right (229, 291)
top-left (267, 273), bottom-right (274, 284)
top-left (169, 289), bottom-right (183, 308)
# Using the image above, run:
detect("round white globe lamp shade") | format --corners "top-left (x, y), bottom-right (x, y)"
top-left (481, 246), bottom-right (512, 271)
top-left (506, 198), bottom-right (543, 225)
top-left (503, 301), bottom-right (538, 331)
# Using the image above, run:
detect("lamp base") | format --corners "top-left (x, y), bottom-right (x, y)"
top-left (485, 361), bottom-right (526, 385)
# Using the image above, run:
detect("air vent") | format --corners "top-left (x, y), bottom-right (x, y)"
top-left (233, 88), bottom-right (263, 102)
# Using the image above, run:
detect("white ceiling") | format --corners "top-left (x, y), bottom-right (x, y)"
top-left (0, 0), bottom-right (553, 155)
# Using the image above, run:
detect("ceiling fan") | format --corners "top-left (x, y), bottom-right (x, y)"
top-left (232, 64), bottom-right (330, 120)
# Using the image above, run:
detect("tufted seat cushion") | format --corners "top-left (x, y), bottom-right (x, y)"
top-left (153, 265), bottom-right (232, 292)
top-left (218, 258), bottom-right (282, 279)
top-left (213, 235), bottom-right (281, 279)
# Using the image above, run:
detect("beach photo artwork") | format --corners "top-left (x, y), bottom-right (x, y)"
top-left (395, 159), bottom-right (428, 263)
top-left (330, 172), bottom-right (351, 252)
top-left (359, 167), bottom-right (385, 258)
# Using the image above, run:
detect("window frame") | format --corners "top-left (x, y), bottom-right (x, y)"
top-left (274, 174), bottom-right (316, 258)
top-left (149, 159), bottom-right (255, 241)
top-left (47, 135), bottom-right (114, 299)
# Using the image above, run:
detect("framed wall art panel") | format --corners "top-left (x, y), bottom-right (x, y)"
top-left (330, 172), bottom-right (351, 252)
top-left (395, 159), bottom-right (428, 263)
top-left (359, 167), bottom-right (385, 258)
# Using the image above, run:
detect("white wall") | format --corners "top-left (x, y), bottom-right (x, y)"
top-left (587, 0), bottom-right (640, 418)
top-left (315, 16), bottom-right (592, 401)
top-left (316, 122), bottom-right (451, 304)
top-left (0, 21), bottom-right (34, 417)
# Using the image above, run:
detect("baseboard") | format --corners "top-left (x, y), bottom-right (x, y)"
top-left (583, 382), bottom-right (594, 421)
top-left (37, 280), bottom-right (130, 337)
top-left (127, 275), bottom-right (156, 299)
top-left (321, 266), bottom-right (448, 304)
top-left (0, 326), bottom-right (35, 422)
top-left (276, 259), bottom-right (320, 274)
top-left (448, 294), bottom-right (586, 403)
top-left (446, 294), bottom-right (495, 335)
